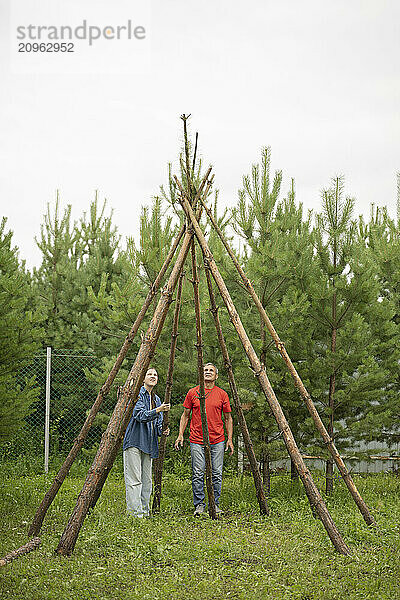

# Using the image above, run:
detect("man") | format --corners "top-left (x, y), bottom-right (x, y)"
top-left (123, 367), bottom-right (170, 517)
top-left (174, 363), bottom-right (234, 515)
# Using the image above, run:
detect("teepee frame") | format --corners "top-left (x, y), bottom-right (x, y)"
top-left (28, 116), bottom-right (375, 557)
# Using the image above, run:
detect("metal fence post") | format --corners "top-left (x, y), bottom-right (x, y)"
top-left (44, 347), bottom-right (51, 474)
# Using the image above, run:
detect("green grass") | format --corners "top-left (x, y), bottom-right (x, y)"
top-left (0, 463), bottom-right (399, 600)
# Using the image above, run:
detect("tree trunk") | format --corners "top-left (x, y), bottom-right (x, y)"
top-left (237, 433), bottom-right (244, 474)
top-left (262, 442), bottom-right (271, 497)
top-left (326, 227), bottom-right (337, 495)
top-left (291, 458), bottom-right (299, 481)
top-left (326, 308), bottom-right (337, 495)
top-left (260, 316), bottom-right (267, 367)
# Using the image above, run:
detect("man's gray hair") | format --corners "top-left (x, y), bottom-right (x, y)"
top-left (204, 362), bottom-right (218, 375)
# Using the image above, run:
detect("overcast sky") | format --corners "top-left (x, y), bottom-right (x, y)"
top-left (1, 0), bottom-right (399, 268)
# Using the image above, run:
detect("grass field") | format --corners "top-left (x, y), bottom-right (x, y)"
top-left (0, 458), bottom-right (399, 600)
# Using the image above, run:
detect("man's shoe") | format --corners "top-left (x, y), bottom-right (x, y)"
top-left (194, 504), bottom-right (205, 516)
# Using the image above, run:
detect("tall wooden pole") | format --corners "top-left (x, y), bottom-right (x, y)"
top-left (87, 177), bottom-right (214, 513)
top-left (152, 270), bottom-right (185, 513)
top-left (56, 172), bottom-right (213, 556)
top-left (56, 271), bottom-right (175, 555)
top-left (177, 190), bottom-right (351, 555)
top-left (190, 240), bottom-right (217, 519)
top-left (28, 225), bottom-right (185, 537)
top-left (181, 114), bottom-right (193, 198)
top-left (203, 263), bottom-right (268, 515)
top-left (199, 197), bottom-right (376, 528)
top-left (89, 121), bottom-right (207, 515)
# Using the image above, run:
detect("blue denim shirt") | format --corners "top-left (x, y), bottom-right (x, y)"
top-left (123, 386), bottom-right (163, 458)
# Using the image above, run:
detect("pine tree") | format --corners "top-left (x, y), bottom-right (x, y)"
top-left (33, 193), bottom-right (127, 450)
top-left (231, 148), bottom-right (315, 481)
top-left (306, 177), bottom-right (387, 492)
top-left (0, 218), bottom-right (43, 442)
top-left (34, 192), bottom-right (78, 347)
top-left (353, 205), bottom-right (400, 453)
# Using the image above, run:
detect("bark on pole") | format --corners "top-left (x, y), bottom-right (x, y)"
top-left (190, 240), bottom-right (217, 519)
top-left (199, 197), bottom-right (376, 528)
top-left (178, 192), bottom-right (351, 555)
top-left (152, 270), bottom-right (185, 513)
top-left (56, 172), bottom-right (213, 557)
top-left (0, 538), bottom-right (41, 568)
top-left (28, 226), bottom-right (185, 537)
top-left (203, 262), bottom-right (269, 515)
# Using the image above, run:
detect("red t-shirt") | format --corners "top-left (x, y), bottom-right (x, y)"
top-left (183, 385), bottom-right (231, 445)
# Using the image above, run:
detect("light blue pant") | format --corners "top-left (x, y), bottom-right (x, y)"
top-left (123, 447), bottom-right (152, 517)
top-left (190, 441), bottom-right (225, 508)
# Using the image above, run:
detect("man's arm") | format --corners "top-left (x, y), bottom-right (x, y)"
top-left (224, 413), bottom-right (234, 455)
top-left (174, 407), bottom-right (191, 449)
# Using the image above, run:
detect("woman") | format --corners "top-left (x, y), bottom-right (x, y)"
top-left (123, 368), bottom-right (170, 517)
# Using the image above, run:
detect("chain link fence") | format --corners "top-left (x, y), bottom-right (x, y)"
top-left (9, 348), bottom-right (114, 471)
top-left (4, 348), bottom-right (399, 475)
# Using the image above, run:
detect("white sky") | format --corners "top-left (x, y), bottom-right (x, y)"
top-left (1, 0), bottom-right (399, 268)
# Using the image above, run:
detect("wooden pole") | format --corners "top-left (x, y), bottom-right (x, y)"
top-left (152, 270), bottom-right (185, 513)
top-left (56, 283), bottom-right (174, 555)
top-left (0, 538), bottom-right (41, 568)
top-left (203, 262), bottom-right (269, 515)
top-left (190, 240), bottom-right (217, 519)
top-left (199, 197), bottom-right (376, 528)
top-left (55, 173), bottom-right (213, 556)
top-left (28, 225), bottom-right (185, 537)
top-left (86, 177), bottom-right (214, 515)
top-left (177, 190), bottom-right (351, 555)
top-left (181, 113), bottom-right (193, 197)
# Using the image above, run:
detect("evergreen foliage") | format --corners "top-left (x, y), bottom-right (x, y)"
top-left (0, 218), bottom-right (43, 441)
top-left (232, 148), bottom-right (315, 475)
top-left (32, 193), bottom-right (126, 450)
top-left (1, 143), bottom-right (398, 476)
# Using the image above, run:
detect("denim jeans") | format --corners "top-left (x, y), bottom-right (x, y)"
top-left (190, 441), bottom-right (225, 507)
top-left (123, 447), bottom-right (153, 517)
